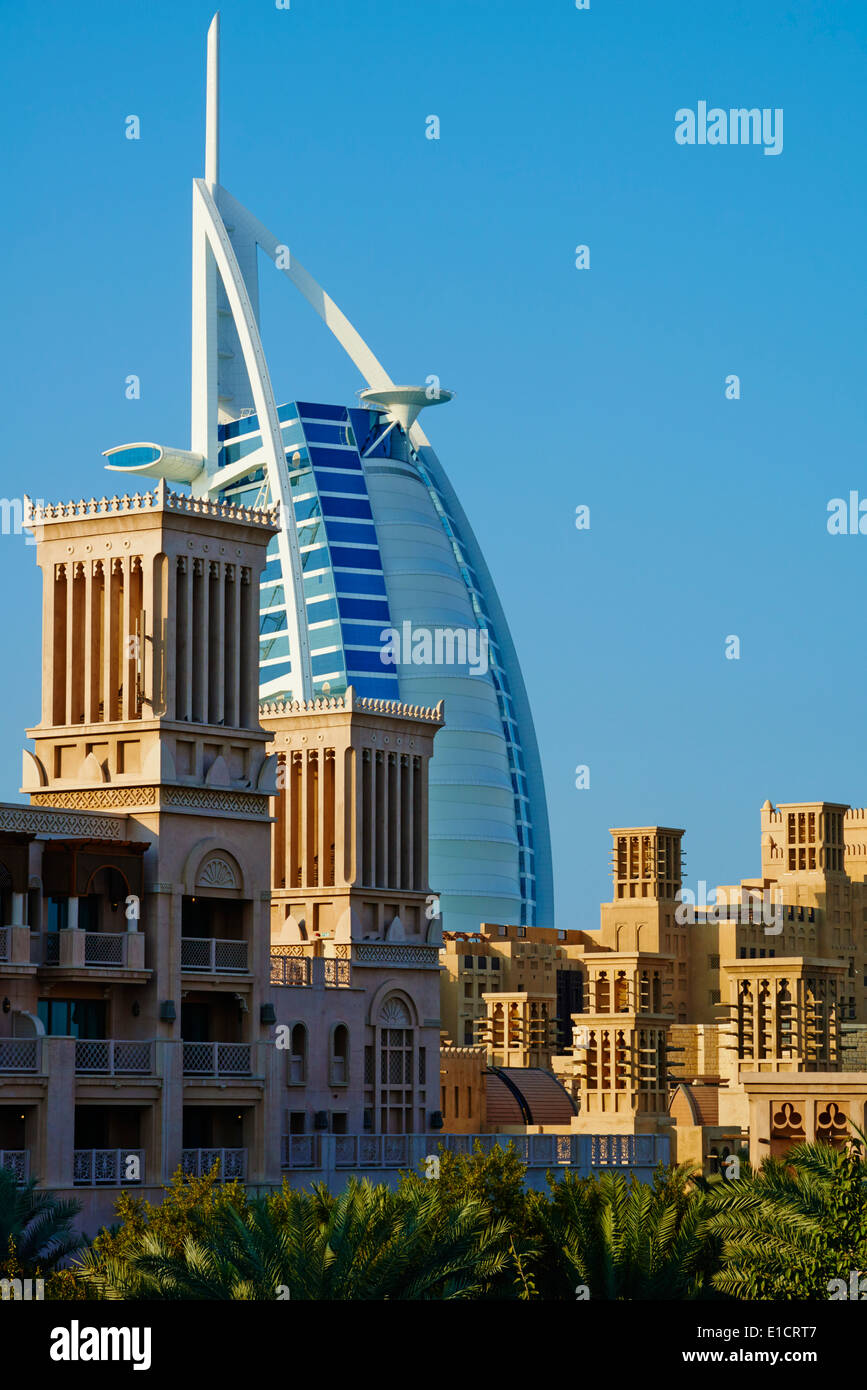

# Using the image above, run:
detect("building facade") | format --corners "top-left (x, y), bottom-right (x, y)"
top-left (101, 16), bottom-right (553, 938)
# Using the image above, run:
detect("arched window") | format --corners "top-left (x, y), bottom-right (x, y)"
top-left (330, 1024), bottom-right (349, 1086)
top-left (289, 1023), bottom-right (307, 1085)
top-left (378, 996), bottom-right (414, 1134)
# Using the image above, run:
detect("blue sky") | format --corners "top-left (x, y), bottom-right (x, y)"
top-left (1, 0), bottom-right (865, 929)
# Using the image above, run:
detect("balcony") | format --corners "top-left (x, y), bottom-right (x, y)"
top-left (74, 1040), bottom-right (154, 1075)
top-left (0, 1150), bottom-right (29, 1183)
top-left (325, 959), bottom-right (351, 987)
top-left (73, 1148), bottom-right (144, 1186)
top-left (0, 1039), bottom-right (41, 1073)
top-left (269, 948), bottom-right (351, 988)
top-left (270, 949), bottom-right (311, 987)
top-left (37, 930), bottom-right (146, 974)
top-left (0, 924), bottom-right (36, 970)
top-left (181, 937), bottom-right (248, 974)
top-left (181, 1147), bottom-right (247, 1181)
top-left (183, 1042), bottom-right (252, 1077)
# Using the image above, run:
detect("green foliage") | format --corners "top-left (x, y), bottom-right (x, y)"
top-left (88, 1163), bottom-right (248, 1264)
top-left (525, 1163), bottom-right (719, 1300)
top-left (0, 1168), bottom-right (84, 1276)
top-left (76, 1177), bottom-right (510, 1300)
top-left (32, 1139), bottom-right (867, 1301)
top-left (398, 1141), bottom-right (535, 1297)
top-left (707, 1135), bottom-right (867, 1300)
top-left (400, 1140), bottom-right (529, 1225)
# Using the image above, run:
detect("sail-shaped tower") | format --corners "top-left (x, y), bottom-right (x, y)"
top-left (104, 14), bottom-right (553, 935)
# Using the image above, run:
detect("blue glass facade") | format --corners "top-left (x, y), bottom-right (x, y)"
top-left (214, 399), bottom-right (550, 931)
top-left (216, 401), bottom-right (400, 704)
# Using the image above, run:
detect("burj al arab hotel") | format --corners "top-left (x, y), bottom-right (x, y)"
top-left (105, 15), bottom-right (553, 937)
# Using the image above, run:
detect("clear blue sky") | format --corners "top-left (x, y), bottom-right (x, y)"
top-left (1, 0), bottom-right (865, 929)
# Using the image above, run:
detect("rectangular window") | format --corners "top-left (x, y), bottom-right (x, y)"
top-left (323, 521), bottom-right (378, 547)
top-left (338, 597), bottom-right (390, 622)
top-left (46, 897), bottom-right (68, 932)
top-left (293, 494), bottom-right (322, 522)
top-left (315, 470), bottom-right (368, 495)
top-left (320, 495), bottom-right (374, 520)
top-left (334, 571), bottom-right (387, 596)
top-left (340, 623), bottom-right (387, 648)
top-left (343, 648), bottom-right (390, 672)
top-left (328, 547), bottom-right (382, 570)
top-left (304, 423), bottom-right (355, 446)
top-left (297, 401), bottom-right (348, 422)
top-left (306, 596), bottom-right (338, 623)
top-left (37, 998), bottom-right (105, 1038)
top-left (311, 651), bottom-right (345, 677)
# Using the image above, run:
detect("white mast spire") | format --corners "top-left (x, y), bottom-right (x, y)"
top-left (205, 12), bottom-right (219, 188)
top-left (191, 13), bottom-right (221, 475)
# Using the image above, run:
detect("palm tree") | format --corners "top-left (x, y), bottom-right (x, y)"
top-left (76, 1178), bottom-right (511, 1300)
top-left (0, 1168), bottom-right (83, 1274)
top-left (528, 1165), bottom-right (718, 1300)
top-left (707, 1134), bottom-right (867, 1300)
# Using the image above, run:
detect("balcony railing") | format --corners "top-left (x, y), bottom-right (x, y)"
top-left (183, 1042), bottom-right (252, 1076)
top-left (74, 1040), bottom-right (154, 1075)
top-left (181, 937), bottom-right (249, 974)
top-left (73, 1148), bottom-right (144, 1186)
top-left (269, 948), bottom-right (351, 987)
top-left (0, 1150), bottom-right (29, 1184)
top-left (270, 950), bottom-right (311, 987)
top-left (181, 1148), bottom-right (247, 1181)
top-left (38, 931), bottom-right (138, 968)
top-left (324, 959), bottom-right (351, 987)
top-left (281, 1135), bottom-right (318, 1168)
top-left (84, 933), bottom-right (125, 966)
top-left (280, 1133), bottom-right (671, 1174)
top-left (0, 1039), bottom-right (40, 1073)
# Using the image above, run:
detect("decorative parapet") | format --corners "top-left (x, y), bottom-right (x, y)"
top-left (353, 943), bottom-right (441, 969)
top-left (260, 685), bottom-right (444, 725)
top-left (24, 479), bottom-right (278, 531)
top-left (27, 787), bottom-right (269, 817)
top-left (0, 801), bottom-right (126, 841)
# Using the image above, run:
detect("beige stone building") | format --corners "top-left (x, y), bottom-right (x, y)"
top-left (1, 486), bottom-right (280, 1228)
top-left (438, 812), bottom-right (867, 1166)
top-left (0, 486), bottom-right (451, 1227)
top-left (263, 691), bottom-right (445, 1142)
